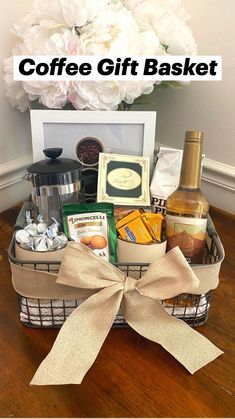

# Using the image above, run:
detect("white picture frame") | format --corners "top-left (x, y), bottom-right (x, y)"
top-left (30, 110), bottom-right (156, 167)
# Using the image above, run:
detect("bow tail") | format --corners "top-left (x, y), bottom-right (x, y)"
top-left (123, 291), bottom-right (223, 374)
top-left (31, 284), bottom-right (123, 385)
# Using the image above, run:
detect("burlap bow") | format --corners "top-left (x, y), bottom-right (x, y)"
top-left (31, 242), bottom-right (223, 385)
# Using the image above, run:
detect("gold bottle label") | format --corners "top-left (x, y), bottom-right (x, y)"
top-left (166, 214), bottom-right (207, 264)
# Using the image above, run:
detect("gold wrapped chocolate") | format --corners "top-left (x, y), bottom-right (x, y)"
top-left (116, 209), bottom-right (164, 244)
top-left (116, 209), bottom-right (144, 229)
top-left (142, 212), bottom-right (164, 242)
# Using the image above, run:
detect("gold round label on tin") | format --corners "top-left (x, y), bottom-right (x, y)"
top-left (107, 168), bottom-right (141, 190)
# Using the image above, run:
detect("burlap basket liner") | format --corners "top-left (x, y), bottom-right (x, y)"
top-left (11, 242), bottom-right (223, 301)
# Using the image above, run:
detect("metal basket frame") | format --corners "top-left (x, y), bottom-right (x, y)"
top-left (8, 214), bottom-right (224, 329)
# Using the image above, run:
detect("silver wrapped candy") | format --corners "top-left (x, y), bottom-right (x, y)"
top-left (16, 211), bottom-right (67, 252)
top-left (15, 229), bottom-right (30, 244)
top-left (50, 234), bottom-right (68, 250)
top-left (46, 238), bottom-right (54, 248)
top-left (25, 211), bottom-right (33, 225)
top-left (58, 233), bottom-right (68, 246)
top-left (36, 215), bottom-right (47, 235)
top-left (34, 236), bottom-right (48, 252)
top-left (24, 223), bottom-right (38, 237)
top-left (20, 237), bottom-right (35, 251)
top-left (47, 217), bottom-right (60, 239)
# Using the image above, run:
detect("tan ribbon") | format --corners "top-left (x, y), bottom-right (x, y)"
top-left (30, 243), bottom-right (223, 385)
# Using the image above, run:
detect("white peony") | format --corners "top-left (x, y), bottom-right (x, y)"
top-left (68, 81), bottom-right (125, 110)
top-left (3, 0), bottom-right (197, 111)
top-left (155, 10), bottom-right (197, 55)
top-left (78, 2), bottom-right (143, 55)
top-left (9, 26), bottom-right (77, 109)
top-left (123, 0), bottom-right (197, 54)
top-left (23, 81), bottom-right (69, 109)
top-left (61, 0), bottom-right (110, 28)
top-left (122, 0), bottom-right (190, 21)
top-left (68, 78), bottom-right (156, 111)
top-left (121, 81), bottom-right (155, 104)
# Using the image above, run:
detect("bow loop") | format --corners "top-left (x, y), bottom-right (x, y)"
top-left (137, 246), bottom-right (200, 300)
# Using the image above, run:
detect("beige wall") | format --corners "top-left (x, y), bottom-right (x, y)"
top-left (0, 0), bottom-right (234, 212)
top-left (151, 0), bottom-right (235, 167)
top-left (0, 0), bottom-right (32, 164)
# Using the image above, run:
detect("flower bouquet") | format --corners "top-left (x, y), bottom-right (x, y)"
top-left (3, 0), bottom-right (197, 111)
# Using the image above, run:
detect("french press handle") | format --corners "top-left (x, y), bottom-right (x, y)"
top-left (43, 148), bottom-right (63, 160)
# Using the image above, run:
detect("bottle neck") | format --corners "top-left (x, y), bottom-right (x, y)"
top-left (179, 140), bottom-right (202, 189)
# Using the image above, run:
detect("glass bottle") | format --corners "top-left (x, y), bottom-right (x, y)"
top-left (165, 131), bottom-right (209, 265)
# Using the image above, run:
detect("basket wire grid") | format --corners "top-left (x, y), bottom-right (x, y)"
top-left (8, 222), bottom-right (223, 329)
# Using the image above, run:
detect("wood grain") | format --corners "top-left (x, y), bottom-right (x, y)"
top-left (0, 204), bottom-right (234, 418)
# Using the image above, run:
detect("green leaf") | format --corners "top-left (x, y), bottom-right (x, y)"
top-left (161, 44), bottom-right (169, 52)
top-left (155, 82), bottom-right (169, 90)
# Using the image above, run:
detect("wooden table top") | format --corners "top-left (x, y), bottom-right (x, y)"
top-left (0, 205), bottom-right (234, 418)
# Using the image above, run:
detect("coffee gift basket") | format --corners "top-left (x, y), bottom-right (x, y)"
top-left (8, 142), bottom-right (226, 385)
top-left (8, 200), bottom-right (224, 329)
